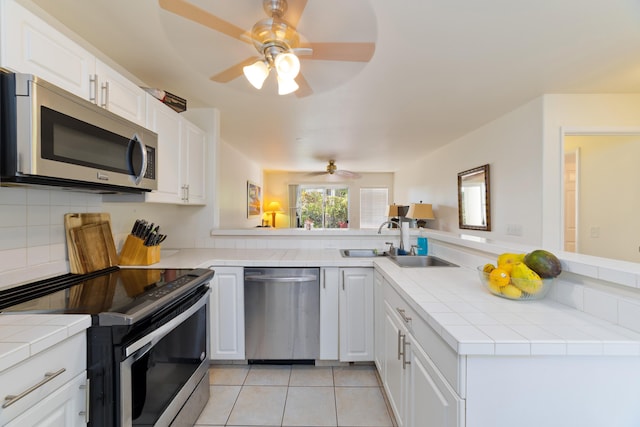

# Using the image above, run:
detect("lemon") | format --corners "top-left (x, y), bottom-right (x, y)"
top-left (497, 253), bottom-right (526, 274)
top-left (489, 268), bottom-right (510, 288)
top-left (501, 284), bottom-right (523, 299)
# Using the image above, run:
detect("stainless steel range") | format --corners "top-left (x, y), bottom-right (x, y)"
top-left (0, 267), bottom-right (214, 427)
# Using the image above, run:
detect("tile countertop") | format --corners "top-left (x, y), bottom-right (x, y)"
top-left (0, 315), bottom-right (91, 373)
top-left (154, 248), bottom-right (640, 358)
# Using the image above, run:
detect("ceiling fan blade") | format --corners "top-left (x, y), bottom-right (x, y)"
top-left (295, 73), bottom-right (313, 98)
top-left (285, 0), bottom-right (308, 28)
top-left (299, 42), bottom-right (375, 62)
top-left (306, 171), bottom-right (328, 176)
top-left (336, 170), bottom-right (361, 179)
top-left (210, 57), bottom-right (259, 83)
top-left (158, 0), bottom-right (251, 44)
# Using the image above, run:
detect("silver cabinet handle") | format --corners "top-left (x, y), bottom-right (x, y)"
top-left (101, 81), bottom-right (109, 108)
top-left (2, 368), bottom-right (66, 408)
top-left (397, 329), bottom-right (402, 360)
top-left (79, 378), bottom-right (90, 423)
top-left (402, 336), bottom-right (411, 370)
top-left (396, 308), bottom-right (412, 324)
top-left (89, 75), bottom-right (98, 103)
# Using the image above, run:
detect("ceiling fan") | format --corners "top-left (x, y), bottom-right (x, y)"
top-left (158, 0), bottom-right (375, 97)
top-left (308, 160), bottom-right (361, 179)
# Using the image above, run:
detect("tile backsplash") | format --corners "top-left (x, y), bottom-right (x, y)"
top-left (0, 186), bottom-right (103, 289)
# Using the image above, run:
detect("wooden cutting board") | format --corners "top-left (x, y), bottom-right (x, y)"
top-left (64, 213), bottom-right (117, 274)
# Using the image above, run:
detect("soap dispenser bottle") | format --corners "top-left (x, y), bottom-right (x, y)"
top-left (417, 228), bottom-right (428, 255)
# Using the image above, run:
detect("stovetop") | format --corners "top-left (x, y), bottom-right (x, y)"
top-left (0, 267), bottom-right (214, 325)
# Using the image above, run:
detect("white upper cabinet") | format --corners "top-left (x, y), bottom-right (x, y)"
top-left (181, 120), bottom-right (207, 205)
top-left (1, 0), bottom-right (146, 126)
top-left (1, 0), bottom-right (95, 98)
top-left (94, 59), bottom-right (147, 126)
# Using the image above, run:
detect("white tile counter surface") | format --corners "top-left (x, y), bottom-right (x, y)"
top-left (150, 248), bottom-right (640, 357)
top-left (0, 314), bottom-right (91, 373)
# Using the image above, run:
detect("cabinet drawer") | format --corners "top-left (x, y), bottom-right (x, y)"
top-left (0, 332), bottom-right (86, 424)
top-left (383, 281), bottom-right (463, 396)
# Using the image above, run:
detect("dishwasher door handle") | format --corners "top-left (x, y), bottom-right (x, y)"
top-left (244, 275), bottom-right (317, 283)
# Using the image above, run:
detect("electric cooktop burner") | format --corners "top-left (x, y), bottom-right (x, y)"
top-left (0, 267), bottom-right (213, 325)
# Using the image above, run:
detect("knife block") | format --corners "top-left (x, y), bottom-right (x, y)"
top-left (118, 234), bottom-right (161, 266)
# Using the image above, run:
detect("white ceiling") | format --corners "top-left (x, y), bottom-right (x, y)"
top-left (29, 0), bottom-right (640, 174)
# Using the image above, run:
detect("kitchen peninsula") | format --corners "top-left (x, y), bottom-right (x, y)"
top-left (145, 228), bottom-right (640, 427)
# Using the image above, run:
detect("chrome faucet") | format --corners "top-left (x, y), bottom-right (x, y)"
top-left (377, 219), bottom-right (404, 254)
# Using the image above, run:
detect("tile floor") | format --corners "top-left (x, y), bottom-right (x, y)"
top-left (194, 364), bottom-right (396, 427)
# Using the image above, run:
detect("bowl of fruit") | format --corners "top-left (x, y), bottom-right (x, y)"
top-left (478, 250), bottom-right (562, 301)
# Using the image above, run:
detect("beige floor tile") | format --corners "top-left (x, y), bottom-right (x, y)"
top-left (335, 387), bottom-right (394, 427)
top-left (226, 385), bottom-right (287, 426)
top-left (210, 365), bottom-right (250, 385)
top-left (282, 386), bottom-right (337, 426)
top-left (289, 366), bottom-right (334, 386)
top-left (245, 364), bottom-right (292, 385)
top-left (195, 385), bottom-right (241, 425)
top-left (333, 365), bottom-right (380, 387)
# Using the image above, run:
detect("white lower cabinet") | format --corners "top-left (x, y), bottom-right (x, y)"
top-left (377, 271), bottom-right (464, 427)
top-left (209, 266), bottom-right (245, 360)
top-left (374, 270), bottom-right (385, 372)
top-left (5, 372), bottom-right (87, 427)
top-left (339, 268), bottom-right (374, 362)
top-left (0, 332), bottom-right (88, 426)
top-left (320, 267), bottom-right (339, 360)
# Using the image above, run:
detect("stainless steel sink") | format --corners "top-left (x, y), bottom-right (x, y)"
top-left (340, 249), bottom-right (383, 257)
top-left (388, 255), bottom-right (458, 268)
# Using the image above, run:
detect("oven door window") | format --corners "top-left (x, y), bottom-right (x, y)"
top-left (40, 106), bottom-right (144, 176)
top-left (127, 303), bottom-right (208, 425)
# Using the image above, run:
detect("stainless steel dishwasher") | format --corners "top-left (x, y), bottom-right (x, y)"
top-left (244, 267), bottom-right (320, 362)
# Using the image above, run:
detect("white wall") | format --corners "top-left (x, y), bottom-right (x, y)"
top-left (263, 171), bottom-right (394, 229)
top-left (542, 94), bottom-right (640, 252)
top-left (216, 138), bottom-right (263, 228)
top-left (395, 97), bottom-right (544, 244)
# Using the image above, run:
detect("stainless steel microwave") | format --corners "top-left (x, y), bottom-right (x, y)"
top-left (0, 72), bottom-right (157, 193)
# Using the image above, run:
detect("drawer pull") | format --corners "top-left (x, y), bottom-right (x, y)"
top-left (396, 308), bottom-right (412, 324)
top-left (2, 368), bottom-right (66, 408)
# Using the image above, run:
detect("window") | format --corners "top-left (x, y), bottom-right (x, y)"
top-left (360, 188), bottom-right (389, 228)
top-left (296, 186), bottom-right (349, 229)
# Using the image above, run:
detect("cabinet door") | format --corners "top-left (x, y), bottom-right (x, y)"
top-left (209, 266), bottom-right (245, 359)
top-left (374, 270), bottom-right (385, 372)
top-left (407, 340), bottom-right (464, 427)
top-left (339, 268), bottom-right (374, 361)
top-left (1, 0), bottom-right (95, 99)
top-left (384, 302), bottom-right (407, 427)
top-left (5, 372), bottom-right (87, 427)
top-left (95, 59), bottom-right (146, 126)
top-left (320, 267), bottom-right (339, 360)
top-left (181, 120), bottom-right (207, 205)
top-left (145, 94), bottom-right (183, 203)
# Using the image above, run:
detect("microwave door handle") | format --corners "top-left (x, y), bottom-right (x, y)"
top-left (129, 134), bottom-right (147, 185)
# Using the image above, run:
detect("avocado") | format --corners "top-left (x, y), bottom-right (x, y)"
top-left (523, 250), bottom-right (562, 278)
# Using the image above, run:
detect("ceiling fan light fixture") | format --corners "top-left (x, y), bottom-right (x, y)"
top-left (277, 75), bottom-right (299, 95)
top-left (274, 51), bottom-right (300, 79)
top-left (243, 60), bottom-right (270, 89)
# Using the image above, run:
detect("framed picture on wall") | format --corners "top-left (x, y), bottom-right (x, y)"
top-left (247, 181), bottom-right (262, 218)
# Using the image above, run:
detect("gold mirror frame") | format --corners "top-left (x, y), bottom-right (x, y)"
top-left (458, 164), bottom-right (491, 231)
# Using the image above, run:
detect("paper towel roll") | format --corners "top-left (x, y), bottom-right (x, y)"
top-left (401, 222), bottom-right (410, 251)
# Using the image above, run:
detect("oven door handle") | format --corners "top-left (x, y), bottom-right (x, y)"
top-left (124, 291), bottom-right (209, 358)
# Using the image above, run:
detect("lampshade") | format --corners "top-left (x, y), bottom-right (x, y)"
top-left (274, 52), bottom-right (300, 80)
top-left (406, 203), bottom-right (435, 220)
top-left (266, 201), bottom-right (283, 213)
top-left (243, 60), bottom-right (269, 89)
top-left (277, 75), bottom-right (299, 95)
top-left (386, 204), bottom-right (400, 217)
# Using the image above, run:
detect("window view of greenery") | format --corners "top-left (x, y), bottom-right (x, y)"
top-left (298, 187), bottom-right (349, 228)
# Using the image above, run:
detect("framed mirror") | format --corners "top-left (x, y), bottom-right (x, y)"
top-left (458, 164), bottom-right (491, 231)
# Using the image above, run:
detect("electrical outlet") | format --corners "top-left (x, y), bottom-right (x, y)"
top-left (590, 226), bottom-right (600, 238)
